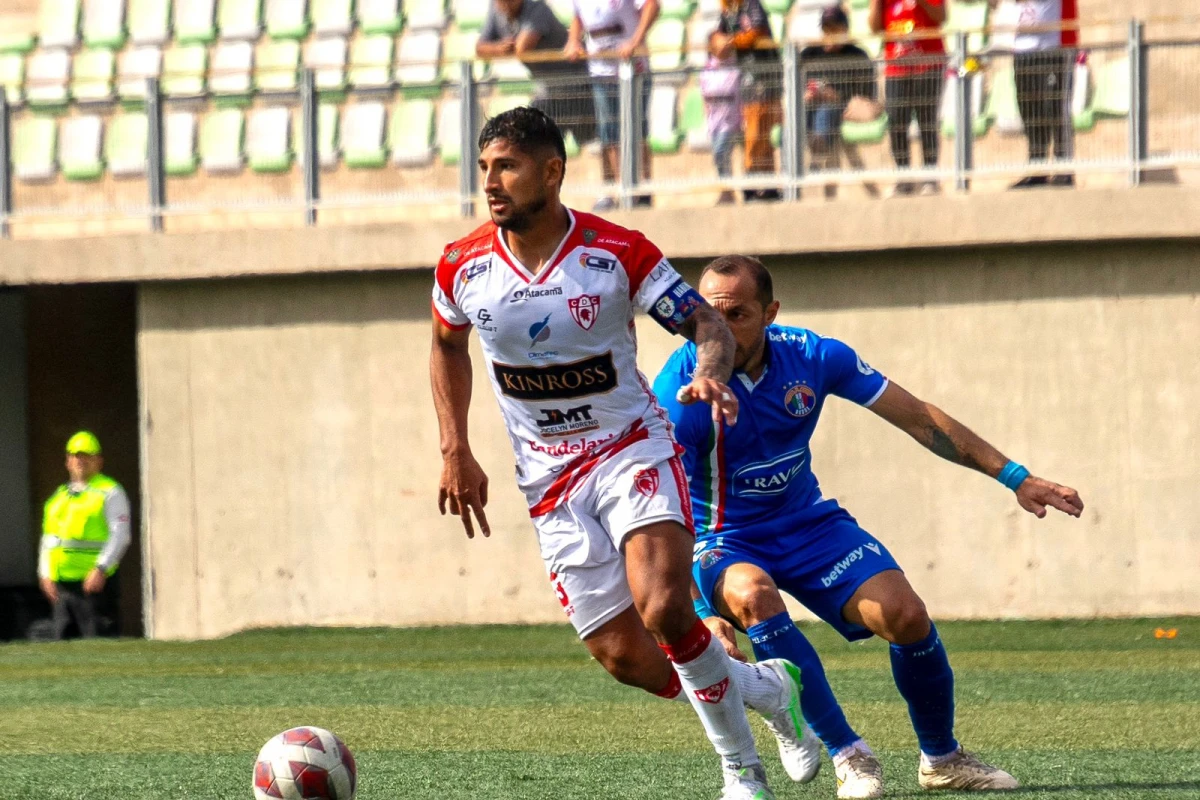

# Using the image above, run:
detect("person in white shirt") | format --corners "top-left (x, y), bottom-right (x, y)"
top-left (991, 0), bottom-right (1079, 188)
top-left (565, 0), bottom-right (660, 210)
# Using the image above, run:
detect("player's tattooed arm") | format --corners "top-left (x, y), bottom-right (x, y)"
top-left (680, 303), bottom-right (735, 382)
top-left (870, 382), bottom-right (1006, 476)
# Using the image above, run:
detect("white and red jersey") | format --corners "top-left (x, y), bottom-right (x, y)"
top-left (432, 209), bottom-right (699, 517)
top-left (1010, 0), bottom-right (1078, 51)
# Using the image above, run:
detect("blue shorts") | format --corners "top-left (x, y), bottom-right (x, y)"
top-left (692, 506), bottom-right (902, 641)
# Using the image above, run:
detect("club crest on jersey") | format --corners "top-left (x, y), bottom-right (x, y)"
top-left (582, 228), bottom-right (597, 245)
top-left (633, 467), bottom-right (660, 497)
top-left (783, 382), bottom-right (817, 418)
top-left (568, 294), bottom-right (601, 331)
top-left (444, 248), bottom-right (462, 264)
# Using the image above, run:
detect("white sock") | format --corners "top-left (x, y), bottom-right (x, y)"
top-left (832, 738), bottom-right (872, 766)
top-left (662, 620), bottom-right (761, 770)
top-left (921, 747), bottom-right (961, 768)
top-left (657, 660), bottom-right (782, 716)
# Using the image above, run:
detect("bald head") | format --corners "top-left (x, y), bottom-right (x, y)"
top-left (699, 255), bottom-right (774, 309)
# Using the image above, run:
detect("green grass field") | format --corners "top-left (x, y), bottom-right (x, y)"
top-left (3, 618), bottom-right (1198, 800)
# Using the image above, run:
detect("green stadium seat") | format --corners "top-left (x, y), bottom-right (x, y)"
top-left (343, 102), bottom-right (388, 167)
top-left (295, 103), bottom-right (340, 168)
top-left (940, 72), bottom-right (990, 139)
top-left (648, 85), bottom-right (682, 154)
top-left (395, 29), bottom-right (441, 94)
top-left (83, 0), bottom-right (128, 49)
top-left (357, 0), bottom-right (403, 35)
top-left (1092, 56), bottom-right (1130, 118)
top-left (547, 0), bottom-right (572, 25)
top-left (266, 0), bottom-right (311, 41)
top-left (944, 0), bottom-right (988, 55)
top-left (841, 113), bottom-right (888, 144)
top-left (489, 58), bottom-right (532, 87)
top-left (107, 112), bottom-right (148, 176)
top-left (681, 83), bottom-right (708, 151)
top-left (349, 34), bottom-right (394, 89)
top-left (454, 0), bottom-right (489, 30)
top-left (686, 17), bottom-right (711, 69)
top-left (61, 115), bottom-right (105, 181)
top-left (26, 49), bottom-right (71, 110)
top-left (219, 0), bottom-right (263, 40)
top-left (200, 107), bottom-right (244, 172)
top-left (658, 0), bottom-right (695, 21)
top-left (984, 63), bottom-right (1022, 135)
top-left (40, 0), bottom-right (82, 49)
top-left (165, 111), bottom-right (198, 175)
top-left (407, 0), bottom-right (447, 31)
top-left (441, 28), bottom-right (486, 83)
top-left (769, 12), bottom-right (785, 45)
top-left (763, 0), bottom-right (793, 14)
top-left (0, 33), bottom-right (37, 55)
top-left (13, 116), bottom-right (57, 182)
top-left (211, 40), bottom-right (254, 105)
top-left (175, 0), bottom-right (216, 44)
top-left (128, 0), bottom-right (170, 45)
top-left (162, 43), bottom-right (207, 97)
top-left (313, 0), bottom-right (354, 36)
top-left (307, 36), bottom-right (348, 93)
top-left (72, 48), bottom-right (116, 103)
top-left (437, 95), bottom-right (461, 165)
top-left (847, 0), bottom-right (868, 8)
top-left (248, 106), bottom-right (293, 172)
top-left (0, 53), bottom-right (25, 105)
top-left (648, 18), bottom-right (685, 75)
top-left (117, 45), bottom-right (162, 103)
top-left (257, 39), bottom-right (300, 94)
top-left (1071, 62), bottom-right (1094, 132)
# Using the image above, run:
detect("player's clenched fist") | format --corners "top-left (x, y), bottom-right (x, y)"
top-left (438, 452), bottom-right (491, 539)
top-left (676, 377), bottom-right (739, 426)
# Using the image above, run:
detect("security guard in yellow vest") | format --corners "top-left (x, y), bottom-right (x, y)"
top-left (38, 431), bottom-right (132, 639)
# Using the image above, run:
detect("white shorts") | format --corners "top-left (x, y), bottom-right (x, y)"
top-left (531, 438), bottom-right (693, 639)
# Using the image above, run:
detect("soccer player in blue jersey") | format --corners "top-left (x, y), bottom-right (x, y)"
top-left (654, 255), bottom-right (1084, 799)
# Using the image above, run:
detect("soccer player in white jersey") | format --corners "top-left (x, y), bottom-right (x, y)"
top-left (429, 108), bottom-right (819, 799)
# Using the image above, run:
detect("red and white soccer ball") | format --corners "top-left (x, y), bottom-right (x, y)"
top-left (253, 726), bottom-right (357, 800)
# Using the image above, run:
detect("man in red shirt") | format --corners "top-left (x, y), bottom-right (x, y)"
top-left (870, 0), bottom-right (946, 196)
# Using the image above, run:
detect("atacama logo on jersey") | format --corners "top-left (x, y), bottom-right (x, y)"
top-left (511, 286), bottom-right (564, 303)
top-left (731, 448), bottom-right (808, 497)
top-left (493, 352), bottom-right (617, 400)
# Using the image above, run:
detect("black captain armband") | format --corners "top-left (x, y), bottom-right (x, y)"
top-left (649, 279), bottom-right (705, 334)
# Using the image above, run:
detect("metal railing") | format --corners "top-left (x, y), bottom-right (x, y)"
top-left (0, 19), bottom-right (1195, 237)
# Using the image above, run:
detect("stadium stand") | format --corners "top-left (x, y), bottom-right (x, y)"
top-left (0, 50), bottom-right (26, 103)
top-left (71, 47), bottom-right (115, 103)
top-left (266, 0), bottom-right (310, 41)
top-left (348, 34), bottom-right (392, 90)
top-left (107, 111), bottom-right (148, 176)
top-left (218, 0), bottom-right (262, 42)
top-left (13, 115), bottom-right (57, 182)
top-left (343, 101), bottom-right (386, 167)
top-left (117, 45), bottom-right (162, 102)
top-left (164, 109), bottom-right (198, 174)
top-left (256, 38), bottom-right (300, 95)
top-left (128, 0), bottom-right (171, 46)
top-left (39, 0), bottom-right (80, 49)
top-left (174, 0), bottom-right (215, 44)
top-left (210, 39), bottom-right (252, 104)
top-left (161, 42), bottom-right (206, 97)
top-left (356, 0), bottom-right (402, 35)
top-left (26, 48), bottom-right (70, 109)
top-left (247, 105), bottom-right (292, 173)
top-left (312, 0), bottom-right (353, 37)
top-left (82, 0), bottom-right (127, 49)
top-left (200, 106), bottom-right (243, 172)
top-left (61, 114), bottom-right (105, 181)
top-left (307, 35), bottom-right (347, 93)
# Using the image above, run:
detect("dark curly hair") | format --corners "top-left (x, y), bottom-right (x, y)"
top-left (478, 106), bottom-right (567, 164)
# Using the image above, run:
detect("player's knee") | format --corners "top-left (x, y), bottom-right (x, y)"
top-left (593, 645), bottom-right (657, 690)
top-left (883, 596), bottom-right (931, 644)
top-left (721, 572), bottom-right (786, 628)
top-left (637, 589), bottom-right (693, 643)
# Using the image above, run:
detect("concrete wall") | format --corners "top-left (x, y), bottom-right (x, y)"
top-left (139, 240), bottom-right (1200, 640)
top-left (0, 291), bottom-right (32, 586)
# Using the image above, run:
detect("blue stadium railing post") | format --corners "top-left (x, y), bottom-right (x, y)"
top-left (301, 69), bottom-right (320, 225)
top-left (1128, 19), bottom-right (1147, 187)
top-left (953, 31), bottom-right (972, 193)
top-left (146, 77), bottom-right (165, 232)
top-left (459, 61), bottom-right (478, 218)
top-left (0, 92), bottom-right (10, 239)
top-left (618, 61), bottom-right (636, 211)
top-left (781, 41), bottom-right (802, 203)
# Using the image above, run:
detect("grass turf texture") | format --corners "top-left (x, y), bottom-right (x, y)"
top-left (3, 619), bottom-right (1197, 799)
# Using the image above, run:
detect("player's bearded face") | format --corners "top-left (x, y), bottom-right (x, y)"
top-left (480, 141), bottom-right (554, 232)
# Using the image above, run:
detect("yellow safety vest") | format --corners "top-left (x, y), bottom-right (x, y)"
top-left (42, 474), bottom-right (120, 582)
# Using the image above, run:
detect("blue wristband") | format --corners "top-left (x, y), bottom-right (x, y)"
top-left (997, 461), bottom-right (1030, 491)
top-left (694, 596), bottom-right (718, 620)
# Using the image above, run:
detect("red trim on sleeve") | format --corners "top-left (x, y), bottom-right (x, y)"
top-left (624, 234), bottom-right (666, 299)
top-left (434, 258), bottom-right (461, 307)
top-left (1061, 0), bottom-right (1078, 47)
top-left (431, 300), bottom-right (470, 331)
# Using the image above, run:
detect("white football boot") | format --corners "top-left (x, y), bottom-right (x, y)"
top-left (918, 747), bottom-right (1019, 791)
top-left (757, 659), bottom-right (822, 782)
top-left (720, 763), bottom-right (776, 800)
top-left (834, 745), bottom-right (885, 799)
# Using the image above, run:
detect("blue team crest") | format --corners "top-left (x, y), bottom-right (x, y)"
top-left (783, 383), bottom-right (817, 418)
top-left (698, 548), bottom-right (726, 569)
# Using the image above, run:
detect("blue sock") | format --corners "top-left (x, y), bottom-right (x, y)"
top-left (747, 612), bottom-right (860, 754)
top-left (889, 623), bottom-right (958, 757)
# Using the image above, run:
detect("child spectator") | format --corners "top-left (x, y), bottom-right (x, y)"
top-left (700, 43), bottom-right (744, 204)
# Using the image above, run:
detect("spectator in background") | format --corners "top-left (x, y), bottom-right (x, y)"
top-left (990, 0), bottom-right (1079, 187)
top-left (38, 432), bottom-right (131, 640)
top-left (700, 35), bottom-right (743, 205)
top-left (566, 0), bottom-right (660, 210)
top-left (870, 0), bottom-right (946, 196)
top-left (477, 0), bottom-right (596, 145)
top-left (799, 5), bottom-right (879, 197)
top-left (711, 0), bottom-right (782, 202)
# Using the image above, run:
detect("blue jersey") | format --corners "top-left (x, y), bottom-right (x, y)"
top-left (653, 325), bottom-right (888, 538)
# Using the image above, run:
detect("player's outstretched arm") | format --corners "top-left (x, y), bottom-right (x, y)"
top-left (676, 304), bottom-right (739, 425)
top-left (870, 382), bottom-right (1084, 519)
top-left (430, 319), bottom-right (491, 538)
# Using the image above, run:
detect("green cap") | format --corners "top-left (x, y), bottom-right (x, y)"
top-left (66, 431), bottom-right (102, 455)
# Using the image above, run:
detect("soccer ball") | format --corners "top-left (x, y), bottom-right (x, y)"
top-left (252, 726), bottom-right (357, 800)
